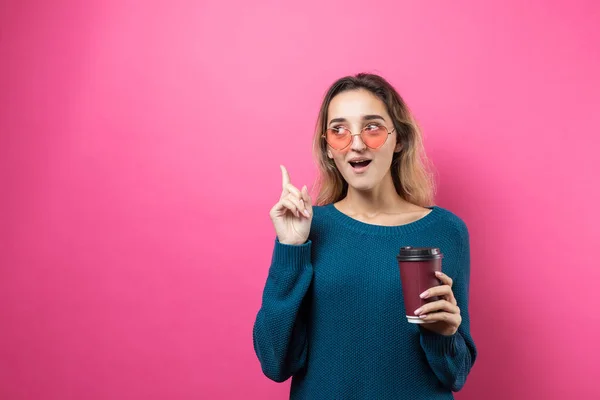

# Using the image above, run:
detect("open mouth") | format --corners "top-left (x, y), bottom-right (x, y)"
top-left (349, 160), bottom-right (372, 169)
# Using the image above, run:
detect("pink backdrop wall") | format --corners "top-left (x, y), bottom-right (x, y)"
top-left (1, 1), bottom-right (599, 399)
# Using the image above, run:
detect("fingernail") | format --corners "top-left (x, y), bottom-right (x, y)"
top-left (435, 271), bottom-right (442, 276)
top-left (303, 210), bottom-right (310, 217)
top-left (414, 308), bottom-right (422, 315)
top-left (420, 291), bottom-right (429, 299)
top-left (419, 314), bottom-right (427, 319)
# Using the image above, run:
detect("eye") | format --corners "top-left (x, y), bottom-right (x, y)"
top-left (331, 126), bottom-right (350, 135)
top-left (365, 123), bottom-right (381, 131)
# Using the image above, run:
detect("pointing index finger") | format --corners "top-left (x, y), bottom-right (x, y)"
top-left (280, 165), bottom-right (291, 190)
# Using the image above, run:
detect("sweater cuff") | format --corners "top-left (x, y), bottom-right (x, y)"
top-left (272, 239), bottom-right (312, 270)
top-left (420, 328), bottom-right (457, 356)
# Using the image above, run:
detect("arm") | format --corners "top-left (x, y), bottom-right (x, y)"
top-left (252, 239), bottom-right (313, 382)
top-left (419, 228), bottom-right (477, 391)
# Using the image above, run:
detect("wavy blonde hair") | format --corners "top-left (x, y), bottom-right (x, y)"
top-left (312, 73), bottom-right (436, 207)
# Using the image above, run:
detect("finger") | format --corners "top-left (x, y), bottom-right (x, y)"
top-left (420, 285), bottom-right (453, 300)
top-left (271, 198), bottom-right (295, 218)
top-left (435, 271), bottom-right (453, 287)
top-left (301, 185), bottom-right (313, 215)
top-left (424, 278), bottom-right (457, 305)
top-left (419, 311), bottom-right (462, 326)
top-left (285, 183), bottom-right (302, 199)
top-left (414, 300), bottom-right (460, 316)
top-left (287, 193), bottom-right (307, 215)
top-left (280, 165), bottom-right (291, 192)
top-left (279, 198), bottom-right (300, 218)
top-left (286, 185), bottom-right (310, 217)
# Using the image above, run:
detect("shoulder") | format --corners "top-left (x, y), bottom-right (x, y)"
top-left (430, 207), bottom-right (471, 271)
top-left (430, 206), bottom-right (469, 240)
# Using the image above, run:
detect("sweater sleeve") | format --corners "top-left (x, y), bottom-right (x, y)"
top-left (252, 238), bottom-right (313, 383)
top-left (419, 226), bottom-right (477, 392)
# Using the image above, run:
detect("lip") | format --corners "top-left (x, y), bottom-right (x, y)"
top-left (350, 163), bottom-right (370, 174)
top-left (348, 158), bottom-right (372, 174)
top-left (347, 157), bottom-right (372, 163)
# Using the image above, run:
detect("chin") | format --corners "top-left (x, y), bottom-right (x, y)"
top-left (343, 175), bottom-right (379, 192)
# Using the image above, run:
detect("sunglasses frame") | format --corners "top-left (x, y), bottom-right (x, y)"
top-left (322, 125), bottom-right (396, 151)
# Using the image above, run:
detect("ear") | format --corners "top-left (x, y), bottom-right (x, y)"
top-left (327, 149), bottom-right (333, 159)
top-left (394, 142), bottom-right (402, 153)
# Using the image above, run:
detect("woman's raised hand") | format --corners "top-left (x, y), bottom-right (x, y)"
top-left (269, 165), bottom-right (313, 245)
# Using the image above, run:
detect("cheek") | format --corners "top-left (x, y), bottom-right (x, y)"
top-left (329, 149), bottom-right (344, 162)
top-left (386, 136), bottom-right (400, 152)
top-left (332, 154), bottom-right (351, 173)
top-left (371, 148), bottom-right (396, 170)
top-left (333, 154), bottom-right (346, 167)
top-left (382, 140), bottom-right (398, 159)
top-left (376, 144), bottom-right (394, 163)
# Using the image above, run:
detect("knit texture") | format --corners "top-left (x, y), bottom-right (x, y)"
top-left (253, 204), bottom-right (477, 399)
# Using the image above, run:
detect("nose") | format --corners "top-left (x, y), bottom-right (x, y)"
top-left (349, 132), bottom-right (366, 152)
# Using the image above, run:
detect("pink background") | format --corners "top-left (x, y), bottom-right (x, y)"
top-left (1, 1), bottom-right (599, 399)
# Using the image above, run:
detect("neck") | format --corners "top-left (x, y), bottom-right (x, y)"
top-left (339, 172), bottom-right (413, 215)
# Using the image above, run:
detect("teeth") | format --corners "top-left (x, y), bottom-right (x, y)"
top-left (350, 159), bottom-right (370, 168)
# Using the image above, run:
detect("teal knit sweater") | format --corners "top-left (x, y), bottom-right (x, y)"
top-left (253, 204), bottom-right (477, 399)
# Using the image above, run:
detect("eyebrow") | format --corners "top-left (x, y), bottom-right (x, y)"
top-left (328, 114), bottom-right (386, 125)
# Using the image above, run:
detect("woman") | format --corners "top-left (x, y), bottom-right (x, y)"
top-left (252, 73), bottom-right (477, 399)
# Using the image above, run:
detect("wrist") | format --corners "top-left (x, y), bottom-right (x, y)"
top-left (277, 237), bottom-right (308, 246)
top-left (419, 324), bottom-right (457, 337)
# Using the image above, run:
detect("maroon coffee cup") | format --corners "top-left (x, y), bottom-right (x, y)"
top-left (397, 246), bottom-right (443, 324)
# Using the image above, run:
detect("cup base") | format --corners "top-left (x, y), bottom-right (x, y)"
top-left (406, 316), bottom-right (434, 324)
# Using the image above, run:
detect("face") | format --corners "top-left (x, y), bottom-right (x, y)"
top-left (325, 89), bottom-right (401, 192)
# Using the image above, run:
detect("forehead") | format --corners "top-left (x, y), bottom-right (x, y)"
top-left (327, 89), bottom-right (389, 121)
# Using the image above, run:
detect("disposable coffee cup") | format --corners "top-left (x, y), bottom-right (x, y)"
top-left (396, 246), bottom-right (443, 324)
